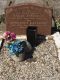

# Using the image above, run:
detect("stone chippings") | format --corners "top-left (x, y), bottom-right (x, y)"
top-left (0, 40), bottom-right (60, 80)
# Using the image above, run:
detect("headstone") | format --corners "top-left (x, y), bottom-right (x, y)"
top-left (5, 3), bottom-right (52, 35)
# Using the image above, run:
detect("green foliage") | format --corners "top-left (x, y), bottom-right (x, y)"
top-left (55, 19), bottom-right (60, 29)
top-left (0, 14), bottom-right (5, 24)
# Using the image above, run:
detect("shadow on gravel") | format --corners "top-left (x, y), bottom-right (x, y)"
top-left (16, 41), bottom-right (36, 61)
top-left (35, 34), bottom-right (46, 46)
top-left (23, 47), bottom-right (36, 61)
top-left (51, 27), bottom-right (57, 34)
top-left (23, 34), bottom-right (46, 61)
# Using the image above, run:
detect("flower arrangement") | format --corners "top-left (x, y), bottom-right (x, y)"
top-left (3, 31), bottom-right (24, 55)
top-left (3, 31), bottom-right (16, 42)
top-left (6, 40), bottom-right (24, 55)
top-left (0, 31), bottom-right (32, 62)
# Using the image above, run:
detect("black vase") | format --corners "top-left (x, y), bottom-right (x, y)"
top-left (26, 26), bottom-right (37, 47)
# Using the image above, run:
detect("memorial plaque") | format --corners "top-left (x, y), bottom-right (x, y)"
top-left (5, 3), bottom-right (52, 35)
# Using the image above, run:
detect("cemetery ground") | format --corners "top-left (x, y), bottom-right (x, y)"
top-left (0, 24), bottom-right (60, 80)
top-left (0, 28), bottom-right (60, 80)
top-left (0, 40), bottom-right (59, 80)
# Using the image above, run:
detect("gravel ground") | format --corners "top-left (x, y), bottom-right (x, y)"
top-left (0, 39), bottom-right (60, 80)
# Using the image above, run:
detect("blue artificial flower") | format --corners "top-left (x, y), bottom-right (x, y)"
top-left (6, 40), bottom-right (24, 55)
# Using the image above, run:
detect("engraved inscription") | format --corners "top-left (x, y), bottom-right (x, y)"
top-left (5, 4), bottom-right (52, 35)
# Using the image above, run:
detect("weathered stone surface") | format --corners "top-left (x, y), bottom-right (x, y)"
top-left (5, 3), bottom-right (52, 35)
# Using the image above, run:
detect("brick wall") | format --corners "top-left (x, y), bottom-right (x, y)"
top-left (5, 3), bottom-right (52, 35)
